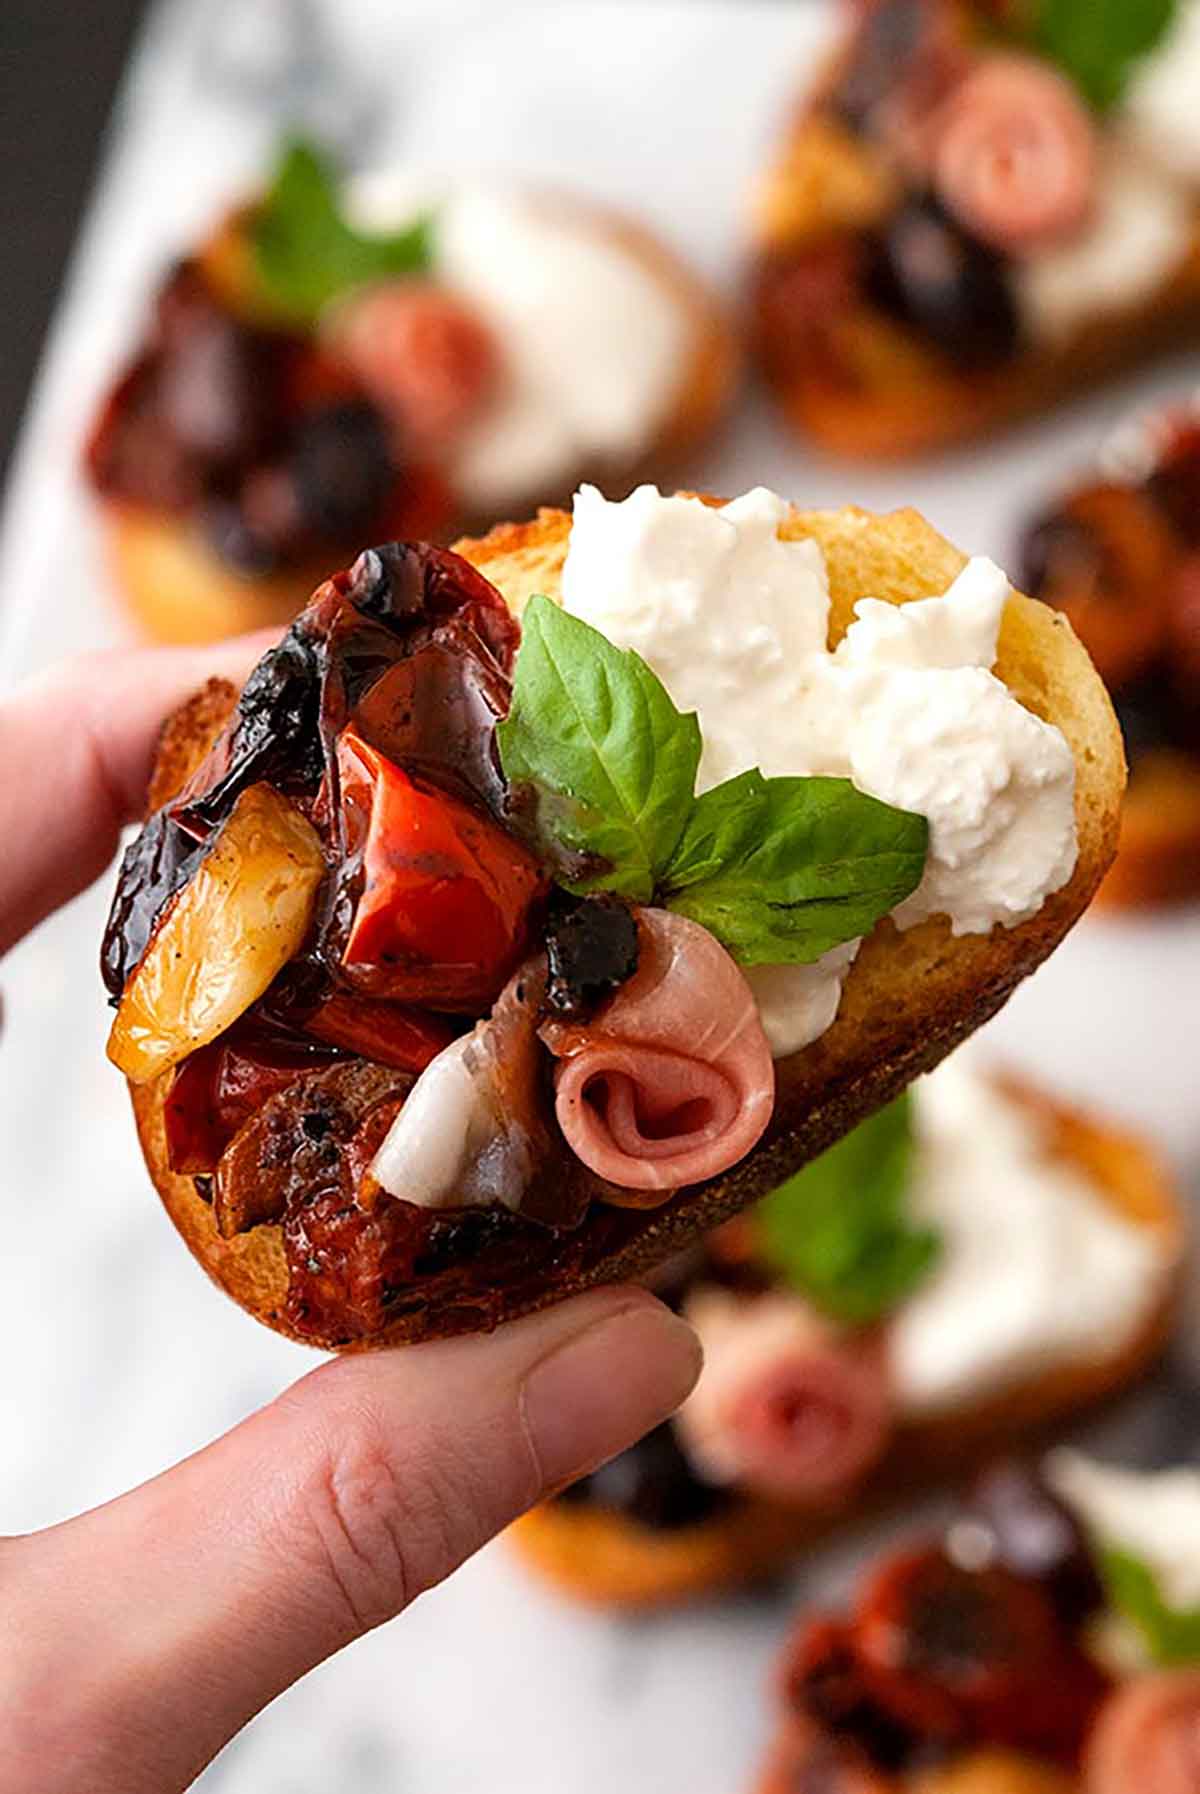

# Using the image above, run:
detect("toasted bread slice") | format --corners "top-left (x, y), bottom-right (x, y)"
top-left (101, 194), bottom-right (737, 645)
top-left (126, 499), bottom-right (1123, 1348)
top-left (508, 1080), bottom-right (1183, 1607)
top-left (751, 107), bottom-right (1200, 460)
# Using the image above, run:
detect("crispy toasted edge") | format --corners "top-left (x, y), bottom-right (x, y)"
top-left (98, 194), bottom-right (737, 645)
top-left (749, 101), bottom-right (1200, 459)
top-left (128, 499), bottom-right (1124, 1352)
top-left (507, 1078), bottom-right (1183, 1608)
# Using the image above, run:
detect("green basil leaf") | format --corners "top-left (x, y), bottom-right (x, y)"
top-left (754, 1092), bottom-right (940, 1325)
top-left (497, 596), bottom-right (702, 902)
top-left (662, 769), bottom-right (771, 889)
top-left (1100, 1548), bottom-right (1200, 1666)
top-left (1032, 0), bottom-right (1176, 112)
top-left (250, 136), bottom-right (434, 326)
top-left (662, 776), bottom-right (928, 965)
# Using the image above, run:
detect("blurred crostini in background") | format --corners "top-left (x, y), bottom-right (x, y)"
top-left (748, 0), bottom-right (1200, 459)
top-left (86, 136), bottom-right (737, 643)
top-left (754, 1451), bottom-right (1200, 1792)
top-left (1019, 396), bottom-right (1200, 910)
top-left (511, 1053), bottom-right (1184, 1607)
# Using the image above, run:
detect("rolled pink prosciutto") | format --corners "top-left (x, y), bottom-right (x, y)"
top-left (674, 1288), bottom-right (893, 1504)
top-left (931, 53), bottom-right (1096, 253)
top-left (540, 908), bottom-right (775, 1196)
top-left (1084, 1669), bottom-right (1200, 1794)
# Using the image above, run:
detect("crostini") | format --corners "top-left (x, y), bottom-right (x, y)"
top-left (1019, 399), bottom-right (1200, 909)
top-left (750, 0), bottom-right (1200, 458)
top-left (86, 137), bottom-right (734, 643)
top-left (754, 1453), bottom-right (1200, 1792)
top-left (100, 486), bottom-right (1121, 1349)
top-left (511, 1059), bottom-right (1183, 1607)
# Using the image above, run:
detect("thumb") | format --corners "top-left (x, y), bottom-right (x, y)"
top-left (0, 1288), bottom-right (700, 1794)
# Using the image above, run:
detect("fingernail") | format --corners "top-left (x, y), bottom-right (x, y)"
top-left (521, 1293), bottom-right (703, 1494)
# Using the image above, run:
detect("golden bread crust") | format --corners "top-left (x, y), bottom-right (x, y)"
top-left (128, 499), bottom-right (1124, 1350)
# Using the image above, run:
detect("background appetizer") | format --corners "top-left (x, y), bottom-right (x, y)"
top-left (86, 137), bottom-right (735, 643)
top-left (513, 1055), bottom-right (1183, 1607)
top-left (101, 485), bottom-right (1119, 1348)
top-left (755, 1453), bottom-right (1200, 1792)
top-left (750, 0), bottom-right (1200, 457)
top-left (1020, 395), bottom-right (1200, 909)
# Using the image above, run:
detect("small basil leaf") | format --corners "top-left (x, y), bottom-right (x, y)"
top-left (1100, 1547), bottom-right (1200, 1667)
top-left (497, 596), bottom-right (702, 902)
top-left (251, 136), bottom-right (434, 326)
top-left (1032, 0), bottom-right (1176, 112)
top-left (755, 1092), bottom-right (939, 1325)
top-left (663, 776), bottom-right (928, 965)
top-left (662, 769), bottom-right (771, 889)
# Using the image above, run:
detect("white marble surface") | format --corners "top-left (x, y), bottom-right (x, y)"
top-left (1, 3), bottom-right (1199, 1789)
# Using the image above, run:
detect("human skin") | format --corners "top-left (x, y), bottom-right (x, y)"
top-left (0, 637), bottom-right (702, 1794)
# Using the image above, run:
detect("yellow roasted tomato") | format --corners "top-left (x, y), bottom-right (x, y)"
top-left (107, 783), bottom-right (325, 1082)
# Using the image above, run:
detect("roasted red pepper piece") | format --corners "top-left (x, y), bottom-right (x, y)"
top-left (302, 991), bottom-right (456, 1071)
top-left (164, 1026), bottom-right (341, 1174)
top-left (337, 728), bottom-right (546, 1008)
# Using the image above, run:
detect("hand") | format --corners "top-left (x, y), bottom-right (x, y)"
top-left (0, 642), bottom-right (702, 1794)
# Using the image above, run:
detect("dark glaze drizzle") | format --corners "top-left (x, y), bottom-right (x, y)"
top-left (102, 542), bottom-right (647, 1344)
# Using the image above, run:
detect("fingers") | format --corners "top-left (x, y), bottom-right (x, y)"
top-left (0, 631), bottom-right (278, 955)
top-left (0, 1288), bottom-right (701, 1794)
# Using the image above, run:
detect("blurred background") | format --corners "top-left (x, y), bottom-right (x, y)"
top-left (2, 2), bottom-right (1200, 1789)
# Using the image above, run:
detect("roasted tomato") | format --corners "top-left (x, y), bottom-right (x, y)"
top-left (107, 783), bottom-right (326, 1082)
top-left (851, 1547), bottom-right (1105, 1764)
top-left (782, 1615), bottom-right (936, 1771)
top-left (334, 729), bottom-right (546, 1008)
top-left (164, 1025), bottom-right (342, 1173)
top-left (960, 1461), bottom-right (1103, 1630)
top-left (301, 991), bottom-right (456, 1069)
top-left (1020, 485), bottom-right (1174, 691)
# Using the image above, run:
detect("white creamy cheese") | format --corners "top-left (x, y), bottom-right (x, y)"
top-left (348, 174), bottom-right (691, 511)
top-left (1125, 1), bottom-right (1200, 183)
top-left (561, 485), bottom-right (1077, 1051)
top-left (1047, 1451), bottom-right (1200, 1614)
top-left (889, 1060), bottom-right (1167, 1416)
top-left (1016, 145), bottom-right (1193, 347)
top-left (744, 943), bottom-right (860, 1059)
